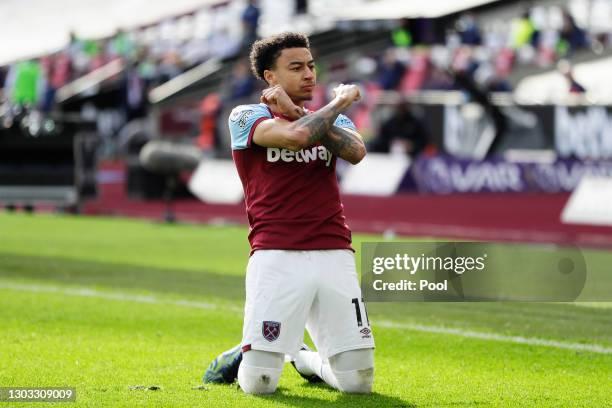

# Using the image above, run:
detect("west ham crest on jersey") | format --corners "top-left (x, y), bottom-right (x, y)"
top-left (262, 321), bottom-right (281, 342)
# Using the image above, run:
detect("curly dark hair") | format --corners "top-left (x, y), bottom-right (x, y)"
top-left (249, 32), bottom-right (310, 82)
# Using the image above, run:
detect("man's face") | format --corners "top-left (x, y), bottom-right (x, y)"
top-left (265, 47), bottom-right (316, 102)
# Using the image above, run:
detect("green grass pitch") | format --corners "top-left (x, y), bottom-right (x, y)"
top-left (1, 213), bottom-right (612, 407)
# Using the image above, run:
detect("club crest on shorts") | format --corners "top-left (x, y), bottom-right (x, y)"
top-left (262, 321), bottom-right (281, 342)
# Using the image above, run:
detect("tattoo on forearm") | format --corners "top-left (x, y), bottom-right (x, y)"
top-left (289, 103), bottom-right (341, 145)
top-left (321, 126), bottom-right (365, 163)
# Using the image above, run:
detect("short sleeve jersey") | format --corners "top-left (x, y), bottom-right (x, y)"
top-left (229, 103), bottom-right (356, 254)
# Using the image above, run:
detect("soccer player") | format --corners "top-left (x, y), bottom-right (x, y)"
top-left (203, 32), bottom-right (374, 394)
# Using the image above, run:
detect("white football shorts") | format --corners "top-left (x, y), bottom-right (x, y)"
top-left (241, 249), bottom-right (375, 360)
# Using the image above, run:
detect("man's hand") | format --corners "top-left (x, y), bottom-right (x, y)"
top-left (261, 85), bottom-right (305, 120)
top-left (331, 84), bottom-right (361, 109)
top-left (253, 83), bottom-right (362, 152)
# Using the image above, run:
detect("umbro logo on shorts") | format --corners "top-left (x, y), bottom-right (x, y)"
top-left (262, 321), bottom-right (281, 342)
top-left (360, 327), bottom-right (371, 338)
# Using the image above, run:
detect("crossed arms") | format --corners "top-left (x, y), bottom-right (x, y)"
top-left (252, 84), bottom-right (366, 165)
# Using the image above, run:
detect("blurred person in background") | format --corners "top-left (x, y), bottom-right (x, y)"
top-left (196, 93), bottom-right (222, 152)
top-left (3, 59), bottom-right (45, 109)
top-left (156, 51), bottom-right (184, 83)
top-left (558, 8), bottom-right (587, 55)
top-left (40, 51), bottom-right (72, 113)
top-left (241, 0), bottom-right (260, 50)
top-left (377, 49), bottom-right (405, 90)
top-left (68, 32), bottom-right (105, 75)
top-left (67, 30), bottom-right (88, 76)
top-left (391, 18), bottom-right (413, 48)
top-left (456, 13), bottom-right (482, 46)
top-left (512, 11), bottom-right (539, 49)
top-left (123, 59), bottom-right (149, 121)
top-left (136, 48), bottom-right (158, 83)
top-left (89, 39), bottom-right (108, 71)
top-left (108, 28), bottom-right (135, 60)
top-left (224, 59), bottom-right (256, 101)
top-left (369, 101), bottom-right (427, 157)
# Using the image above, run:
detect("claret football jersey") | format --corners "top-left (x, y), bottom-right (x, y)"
top-left (229, 103), bottom-right (356, 254)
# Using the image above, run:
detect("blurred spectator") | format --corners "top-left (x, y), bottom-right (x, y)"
top-left (41, 52), bottom-right (72, 112)
top-left (66, 33), bottom-right (109, 75)
top-left (225, 60), bottom-right (255, 101)
top-left (136, 49), bottom-right (159, 82)
top-left (392, 19), bottom-right (413, 48)
top-left (89, 40), bottom-right (108, 71)
top-left (369, 102), bottom-right (427, 157)
top-left (558, 8), bottom-right (588, 55)
top-left (108, 29), bottom-right (135, 59)
top-left (451, 46), bottom-right (479, 75)
top-left (50, 52), bottom-right (72, 88)
top-left (378, 50), bottom-right (405, 90)
top-left (67, 31), bottom-right (91, 76)
top-left (156, 51), bottom-right (184, 83)
top-left (494, 47), bottom-right (515, 78)
top-left (242, 0), bottom-right (261, 49)
top-left (196, 93), bottom-right (222, 151)
top-left (4, 59), bottom-right (45, 108)
top-left (456, 13), bottom-right (482, 45)
top-left (124, 60), bottom-right (149, 121)
top-left (511, 12), bottom-right (538, 49)
top-left (2, 0), bottom-right (609, 159)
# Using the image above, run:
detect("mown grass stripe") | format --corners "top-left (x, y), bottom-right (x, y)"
top-left (3, 280), bottom-right (611, 355)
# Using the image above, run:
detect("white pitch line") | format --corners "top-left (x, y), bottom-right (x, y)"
top-left (376, 320), bottom-right (612, 354)
top-left (0, 281), bottom-right (243, 314)
top-left (2, 281), bottom-right (612, 355)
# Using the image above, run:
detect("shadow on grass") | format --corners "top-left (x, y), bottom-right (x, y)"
top-left (0, 252), bottom-right (244, 301)
top-left (252, 384), bottom-right (416, 408)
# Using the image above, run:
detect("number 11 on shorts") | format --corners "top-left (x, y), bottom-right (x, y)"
top-left (351, 298), bottom-right (370, 327)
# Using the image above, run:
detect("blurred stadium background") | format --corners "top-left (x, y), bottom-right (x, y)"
top-left (3, 0), bottom-right (612, 243)
top-left (2, 0), bottom-right (612, 406)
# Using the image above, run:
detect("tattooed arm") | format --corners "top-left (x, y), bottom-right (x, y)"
top-left (320, 126), bottom-right (366, 165)
top-left (253, 84), bottom-right (360, 152)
